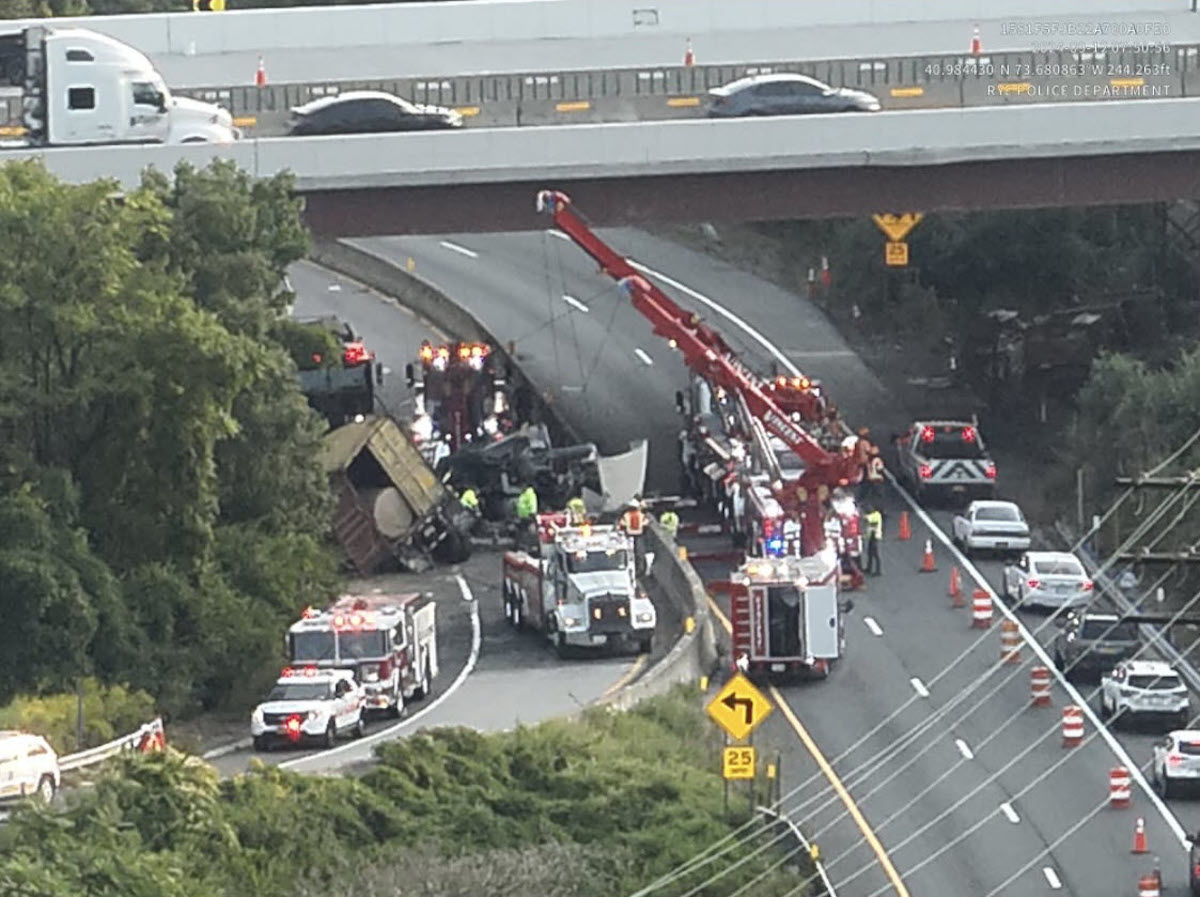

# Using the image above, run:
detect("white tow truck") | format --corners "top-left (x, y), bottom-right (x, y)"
top-left (3, 26), bottom-right (237, 147)
top-left (286, 592), bottom-right (438, 718)
top-left (250, 667), bottom-right (366, 751)
top-left (502, 512), bottom-right (656, 657)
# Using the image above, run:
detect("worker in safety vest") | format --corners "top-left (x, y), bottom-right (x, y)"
top-left (660, 509), bottom-right (680, 540)
top-left (861, 446), bottom-right (885, 504)
top-left (460, 487), bottom-right (479, 511)
top-left (864, 505), bottom-right (883, 576)
top-left (515, 485), bottom-right (538, 520)
top-left (566, 495), bottom-right (587, 525)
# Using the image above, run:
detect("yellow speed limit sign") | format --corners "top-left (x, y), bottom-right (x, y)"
top-left (722, 746), bottom-right (756, 780)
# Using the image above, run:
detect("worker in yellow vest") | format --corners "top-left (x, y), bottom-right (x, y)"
top-left (864, 505), bottom-right (883, 576)
top-left (566, 496), bottom-right (587, 525)
top-left (660, 509), bottom-right (680, 540)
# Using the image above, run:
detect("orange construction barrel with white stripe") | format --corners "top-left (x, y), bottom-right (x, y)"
top-left (1109, 766), bottom-right (1131, 808)
top-left (1138, 872), bottom-right (1159, 896)
top-left (1000, 619), bottom-right (1021, 663)
top-left (1062, 705), bottom-right (1084, 747)
top-left (1030, 666), bottom-right (1052, 706)
top-left (971, 588), bottom-right (992, 629)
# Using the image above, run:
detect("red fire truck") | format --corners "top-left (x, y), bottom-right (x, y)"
top-left (286, 592), bottom-right (438, 717)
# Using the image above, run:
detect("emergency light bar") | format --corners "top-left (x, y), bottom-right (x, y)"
top-left (281, 667), bottom-right (320, 677)
top-left (331, 612), bottom-right (376, 630)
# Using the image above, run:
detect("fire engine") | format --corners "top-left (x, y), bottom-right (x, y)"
top-left (286, 592), bottom-right (438, 717)
top-left (536, 189), bottom-right (869, 564)
top-left (502, 512), bottom-right (656, 657)
top-left (407, 339), bottom-right (508, 465)
top-left (711, 546), bottom-right (850, 680)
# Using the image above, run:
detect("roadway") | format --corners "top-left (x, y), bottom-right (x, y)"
top-left (148, 10), bottom-right (1200, 90)
top-left (204, 259), bottom-right (660, 777)
top-left (354, 227), bottom-right (1194, 893)
top-left (161, 40), bottom-right (1197, 139)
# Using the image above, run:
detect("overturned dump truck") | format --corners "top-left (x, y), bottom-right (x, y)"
top-left (436, 422), bottom-right (648, 521)
top-left (320, 414), bottom-right (473, 573)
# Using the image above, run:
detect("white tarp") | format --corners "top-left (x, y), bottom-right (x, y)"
top-left (585, 439), bottom-right (647, 513)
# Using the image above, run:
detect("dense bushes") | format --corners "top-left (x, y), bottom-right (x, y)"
top-left (0, 690), bottom-right (812, 897)
top-left (0, 159), bottom-right (338, 720)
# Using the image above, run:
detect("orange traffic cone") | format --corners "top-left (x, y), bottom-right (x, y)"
top-left (683, 38), bottom-right (695, 67)
top-left (1132, 816), bottom-right (1147, 854)
top-left (897, 510), bottom-right (912, 541)
top-left (255, 55), bottom-right (267, 87)
top-left (920, 539), bottom-right (936, 573)
top-left (949, 566), bottom-right (964, 606)
top-left (970, 25), bottom-right (982, 56)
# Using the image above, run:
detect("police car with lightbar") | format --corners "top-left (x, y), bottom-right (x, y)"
top-left (250, 667), bottom-right (366, 751)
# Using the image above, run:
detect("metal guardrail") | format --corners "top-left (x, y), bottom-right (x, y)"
top-left (1054, 520), bottom-right (1200, 695)
top-left (756, 805), bottom-right (837, 897)
top-left (58, 717), bottom-right (165, 772)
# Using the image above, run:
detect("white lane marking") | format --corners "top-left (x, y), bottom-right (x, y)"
top-left (563, 294), bottom-right (590, 313)
top-left (955, 738), bottom-right (974, 760)
top-left (1000, 802), bottom-right (1020, 824)
top-left (278, 574), bottom-right (481, 772)
top-left (1042, 867), bottom-right (1062, 890)
top-left (910, 677), bottom-right (929, 698)
top-left (546, 229), bottom-right (571, 241)
top-left (634, 348), bottom-right (654, 366)
top-left (327, 283), bottom-right (342, 291)
top-left (863, 616), bottom-right (883, 637)
top-left (632, 257), bottom-right (1193, 850)
top-left (439, 240), bottom-right (478, 258)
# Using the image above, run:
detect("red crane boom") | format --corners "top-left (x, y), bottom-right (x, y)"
top-left (536, 189), bottom-right (865, 556)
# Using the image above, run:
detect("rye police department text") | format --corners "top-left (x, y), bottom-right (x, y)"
top-left (985, 83), bottom-right (1171, 97)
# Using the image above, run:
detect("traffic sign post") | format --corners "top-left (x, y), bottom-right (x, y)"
top-left (706, 672), bottom-right (773, 741)
top-left (885, 242), bottom-right (908, 267)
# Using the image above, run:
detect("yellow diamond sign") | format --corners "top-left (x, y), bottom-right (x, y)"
top-left (872, 213), bottom-right (923, 242)
top-left (706, 673), bottom-right (773, 741)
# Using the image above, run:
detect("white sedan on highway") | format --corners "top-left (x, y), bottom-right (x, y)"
top-left (1002, 551), bottom-right (1093, 610)
top-left (951, 500), bottom-right (1030, 557)
top-left (1152, 730), bottom-right (1200, 798)
top-left (1100, 659), bottom-right (1190, 729)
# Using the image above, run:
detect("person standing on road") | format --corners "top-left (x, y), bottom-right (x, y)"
top-left (864, 504), bottom-right (883, 576)
top-left (660, 509), bottom-right (680, 540)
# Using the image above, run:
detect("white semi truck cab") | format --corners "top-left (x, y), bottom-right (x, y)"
top-left (15, 25), bottom-right (237, 146)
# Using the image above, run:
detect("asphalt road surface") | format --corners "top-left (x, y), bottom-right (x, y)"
top-left (154, 10), bottom-right (1200, 88)
top-left (201, 261), bottom-right (668, 778)
top-left (354, 227), bottom-right (1195, 894)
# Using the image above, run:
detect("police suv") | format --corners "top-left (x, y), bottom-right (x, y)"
top-left (250, 667), bottom-right (366, 751)
top-left (894, 420), bottom-right (997, 503)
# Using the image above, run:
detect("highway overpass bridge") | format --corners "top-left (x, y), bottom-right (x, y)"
top-left (11, 98), bottom-right (1200, 235)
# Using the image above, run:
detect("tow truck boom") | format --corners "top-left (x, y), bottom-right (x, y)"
top-left (536, 189), bottom-right (865, 556)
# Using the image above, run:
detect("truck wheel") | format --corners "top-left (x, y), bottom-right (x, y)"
top-left (35, 775), bottom-right (55, 804)
top-left (323, 722), bottom-right (337, 749)
top-left (353, 715), bottom-right (366, 739)
top-left (638, 636), bottom-right (653, 654)
top-left (432, 528), bottom-right (471, 563)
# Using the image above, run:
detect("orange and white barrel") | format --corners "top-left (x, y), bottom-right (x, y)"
top-left (971, 589), bottom-right (992, 629)
top-left (1062, 705), bottom-right (1084, 747)
top-left (1109, 766), bottom-right (1131, 808)
top-left (1137, 873), bottom-right (1160, 896)
top-left (1030, 666), bottom-right (1052, 706)
top-left (1000, 619), bottom-right (1021, 663)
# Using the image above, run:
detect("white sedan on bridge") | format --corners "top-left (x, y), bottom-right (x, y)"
top-left (951, 499), bottom-right (1030, 557)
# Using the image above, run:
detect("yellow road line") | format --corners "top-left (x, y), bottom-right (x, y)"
top-left (705, 594), bottom-right (911, 897)
top-left (556, 100), bottom-right (590, 112)
top-left (601, 653), bottom-right (648, 698)
top-left (232, 116), bottom-right (257, 127)
top-left (454, 106), bottom-right (480, 116)
top-left (996, 82), bottom-right (1032, 94)
top-left (667, 96), bottom-right (701, 107)
top-left (890, 86), bottom-right (924, 98)
top-left (0, 125), bottom-right (26, 135)
top-left (1111, 77), bottom-right (1144, 88)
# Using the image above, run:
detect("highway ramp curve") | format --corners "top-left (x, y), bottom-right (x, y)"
top-left (343, 226), bottom-right (1195, 895)
top-left (202, 258), bottom-right (687, 779)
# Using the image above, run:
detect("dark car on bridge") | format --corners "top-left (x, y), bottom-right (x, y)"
top-left (706, 73), bottom-right (881, 118)
top-left (287, 90), bottom-right (463, 136)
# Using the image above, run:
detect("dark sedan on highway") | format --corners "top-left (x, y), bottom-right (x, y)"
top-left (287, 90), bottom-right (463, 136)
top-left (706, 73), bottom-right (881, 118)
